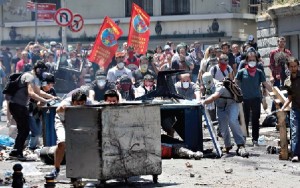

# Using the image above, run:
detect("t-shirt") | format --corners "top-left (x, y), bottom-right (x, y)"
top-left (174, 82), bottom-right (200, 100)
top-left (107, 66), bottom-right (133, 83)
top-left (199, 57), bottom-right (218, 73)
top-left (16, 59), bottom-right (26, 73)
top-left (209, 64), bottom-right (233, 81)
top-left (10, 72), bottom-right (35, 106)
top-left (215, 83), bottom-right (236, 108)
top-left (235, 68), bottom-right (266, 100)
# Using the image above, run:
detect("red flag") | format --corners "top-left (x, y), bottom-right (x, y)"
top-left (88, 16), bottom-right (123, 70)
top-left (127, 3), bottom-right (150, 54)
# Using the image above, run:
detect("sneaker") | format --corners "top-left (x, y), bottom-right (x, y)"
top-left (48, 169), bottom-right (59, 179)
top-left (291, 156), bottom-right (299, 162)
top-left (252, 141), bottom-right (259, 147)
top-left (236, 146), bottom-right (249, 158)
top-left (9, 152), bottom-right (27, 161)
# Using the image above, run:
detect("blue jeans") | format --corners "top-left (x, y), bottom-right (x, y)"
top-left (290, 108), bottom-right (300, 156)
top-left (217, 103), bottom-right (245, 147)
top-left (28, 116), bottom-right (42, 150)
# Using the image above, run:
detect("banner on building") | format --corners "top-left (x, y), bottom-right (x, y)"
top-left (127, 3), bottom-right (150, 54)
top-left (88, 16), bottom-right (123, 70)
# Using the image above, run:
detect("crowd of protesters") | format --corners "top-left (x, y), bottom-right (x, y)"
top-left (2, 34), bottom-right (300, 171)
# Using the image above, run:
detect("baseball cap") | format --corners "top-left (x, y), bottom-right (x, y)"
top-left (95, 70), bottom-right (106, 80)
top-left (50, 41), bottom-right (57, 46)
top-left (115, 51), bottom-right (125, 58)
top-left (248, 35), bottom-right (254, 41)
top-left (164, 45), bottom-right (171, 50)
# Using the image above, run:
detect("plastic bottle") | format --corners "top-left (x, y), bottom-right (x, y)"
top-left (258, 135), bottom-right (266, 145)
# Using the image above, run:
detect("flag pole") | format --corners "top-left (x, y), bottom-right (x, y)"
top-left (61, 0), bottom-right (67, 48)
top-left (34, 1), bottom-right (38, 43)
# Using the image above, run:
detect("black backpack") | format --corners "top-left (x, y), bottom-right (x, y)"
top-left (220, 78), bottom-right (243, 103)
top-left (2, 73), bottom-right (25, 96)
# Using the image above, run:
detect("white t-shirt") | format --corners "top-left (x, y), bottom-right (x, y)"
top-left (209, 64), bottom-right (233, 82)
top-left (107, 66), bottom-right (133, 83)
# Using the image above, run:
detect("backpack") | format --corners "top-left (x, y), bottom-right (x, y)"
top-left (2, 73), bottom-right (25, 96)
top-left (220, 78), bottom-right (243, 103)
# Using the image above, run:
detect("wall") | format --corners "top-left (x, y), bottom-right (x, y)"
top-left (256, 15), bottom-right (278, 77)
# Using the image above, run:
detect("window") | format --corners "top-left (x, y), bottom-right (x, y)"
top-left (125, 0), bottom-right (153, 17)
top-left (249, 0), bottom-right (259, 14)
top-left (161, 0), bottom-right (190, 15)
top-left (31, 0), bottom-right (61, 21)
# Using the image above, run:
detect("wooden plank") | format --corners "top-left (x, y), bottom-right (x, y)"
top-left (269, 92), bottom-right (275, 96)
top-left (272, 86), bottom-right (290, 110)
top-left (274, 99), bottom-right (281, 104)
top-left (276, 111), bottom-right (289, 160)
top-left (238, 103), bottom-right (247, 137)
top-left (202, 107), bottom-right (222, 158)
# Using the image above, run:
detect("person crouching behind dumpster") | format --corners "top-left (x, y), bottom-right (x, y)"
top-left (28, 73), bottom-right (56, 151)
top-left (199, 73), bottom-right (249, 157)
top-left (48, 90), bottom-right (93, 178)
top-left (104, 89), bottom-right (119, 104)
top-left (134, 74), bottom-right (156, 98)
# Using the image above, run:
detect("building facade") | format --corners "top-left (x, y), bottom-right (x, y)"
top-left (0, 0), bottom-right (258, 49)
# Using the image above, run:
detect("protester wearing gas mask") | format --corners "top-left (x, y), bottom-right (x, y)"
top-left (201, 72), bottom-right (218, 121)
top-left (199, 72), bottom-right (249, 157)
top-left (107, 51), bottom-right (132, 83)
top-left (116, 75), bottom-right (135, 101)
top-left (174, 73), bottom-right (200, 100)
top-left (135, 74), bottom-right (156, 98)
top-left (132, 55), bottom-right (157, 88)
top-left (235, 51), bottom-right (272, 146)
top-left (89, 70), bottom-right (116, 102)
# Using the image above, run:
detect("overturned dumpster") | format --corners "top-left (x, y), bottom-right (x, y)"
top-left (64, 104), bottom-right (162, 182)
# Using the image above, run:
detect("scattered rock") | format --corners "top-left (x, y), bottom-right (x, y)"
top-left (283, 164), bottom-right (287, 166)
top-left (254, 167), bottom-right (259, 170)
top-left (190, 173), bottom-right (195, 177)
top-left (185, 162), bottom-right (193, 168)
top-left (224, 168), bottom-right (233, 174)
top-left (198, 175), bottom-right (202, 178)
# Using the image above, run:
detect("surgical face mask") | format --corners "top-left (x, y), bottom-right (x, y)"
top-left (97, 80), bottom-right (106, 87)
top-left (140, 64), bottom-right (148, 72)
top-left (182, 81), bottom-right (189, 89)
top-left (117, 62), bottom-right (125, 69)
top-left (248, 61), bottom-right (256, 68)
